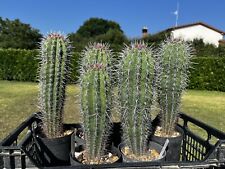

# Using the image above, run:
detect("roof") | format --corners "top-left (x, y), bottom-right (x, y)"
top-left (165, 22), bottom-right (225, 35)
top-left (219, 39), bottom-right (225, 44)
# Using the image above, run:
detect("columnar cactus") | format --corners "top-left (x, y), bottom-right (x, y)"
top-left (158, 39), bottom-right (192, 136)
top-left (38, 32), bottom-right (72, 138)
top-left (118, 42), bottom-right (156, 156)
top-left (80, 43), bottom-right (112, 162)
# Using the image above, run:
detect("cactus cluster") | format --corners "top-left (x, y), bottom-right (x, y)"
top-left (36, 29), bottom-right (193, 163)
top-left (80, 42), bottom-right (113, 162)
top-left (157, 39), bottom-right (192, 136)
top-left (117, 42), bottom-right (157, 156)
top-left (38, 32), bottom-right (72, 138)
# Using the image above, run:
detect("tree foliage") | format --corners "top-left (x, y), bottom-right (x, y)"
top-left (69, 18), bottom-right (128, 52)
top-left (141, 30), bottom-right (170, 46)
top-left (192, 39), bottom-right (225, 57)
top-left (68, 33), bottom-right (90, 52)
top-left (76, 17), bottom-right (123, 38)
top-left (95, 29), bottom-right (128, 51)
top-left (0, 17), bottom-right (42, 49)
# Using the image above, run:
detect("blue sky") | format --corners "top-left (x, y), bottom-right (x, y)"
top-left (0, 0), bottom-right (224, 38)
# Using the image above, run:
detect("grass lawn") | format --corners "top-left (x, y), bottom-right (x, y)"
top-left (0, 80), bottom-right (225, 140)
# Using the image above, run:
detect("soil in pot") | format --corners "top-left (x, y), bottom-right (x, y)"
top-left (36, 131), bottom-right (73, 167)
top-left (70, 146), bottom-right (121, 165)
top-left (119, 141), bottom-right (166, 162)
top-left (151, 125), bottom-right (183, 161)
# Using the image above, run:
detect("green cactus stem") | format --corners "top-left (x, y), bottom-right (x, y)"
top-left (80, 42), bottom-right (112, 162)
top-left (118, 42), bottom-right (156, 156)
top-left (158, 39), bottom-right (192, 136)
top-left (38, 32), bottom-right (72, 138)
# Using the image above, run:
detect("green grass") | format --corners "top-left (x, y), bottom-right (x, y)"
top-left (180, 90), bottom-right (225, 141)
top-left (0, 80), bottom-right (225, 140)
top-left (0, 80), bottom-right (81, 140)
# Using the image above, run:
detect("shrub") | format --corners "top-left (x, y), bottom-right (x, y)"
top-left (0, 48), bottom-right (38, 81)
top-left (189, 57), bottom-right (225, 91)
top-left (0, 49), bottom-right (80, 83)
top-left (1, 49), bottom-right (225, 92)
top-left (192, 39), bottom-right (225, 57)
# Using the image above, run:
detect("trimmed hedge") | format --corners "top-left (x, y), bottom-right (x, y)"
top-left (1, 49), bottom-right (225, 91)
top-left (0, 49), bottom-right (38, 81)
top-left (0, 49), bottom-right (80, 83)
top-left (189, 57), bottom-right (225, 91)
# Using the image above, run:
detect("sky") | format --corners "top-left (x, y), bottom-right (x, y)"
top-left (0, 0), bottom-right (225, 38)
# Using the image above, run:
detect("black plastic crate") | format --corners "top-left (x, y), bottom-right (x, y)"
top-left (0, 112), bottom-right (225, 169)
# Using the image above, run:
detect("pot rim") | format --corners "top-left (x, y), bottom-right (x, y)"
top-left (118, 141), bottom-right (166, 162)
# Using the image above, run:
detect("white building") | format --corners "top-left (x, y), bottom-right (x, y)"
top-left (167, 22), bottom-right (224, 47)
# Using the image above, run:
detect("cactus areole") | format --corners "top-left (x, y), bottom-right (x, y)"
top-left (80, 43), bottom-right (113, 163)
top-left (118, 42), bottom-right (156, 157)
top-left (38, 32), bottom-right (72, 138)
top-left (158, 39), bottom-right (192, 136)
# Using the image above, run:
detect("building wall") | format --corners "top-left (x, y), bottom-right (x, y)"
top-left (171, 25), bottom-right (223, 47)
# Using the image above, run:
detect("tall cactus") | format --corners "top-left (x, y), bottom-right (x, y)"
top-left (158, 39), bottom-right (192, 136)
top-left (38, 32), bottom-right (72, 138)
top-left (118, 42), bottom-right (156, 156)
top-left (80, 42), bottom-right (112, 162)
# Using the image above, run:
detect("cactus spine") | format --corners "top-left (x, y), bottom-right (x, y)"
top-left (158, 39), bottom-right (192, 136)
top-left (38, 32), bottom-right (72, 138)
top-left (118, 42), bottom-right (156, 156)
top-left (80, 43), bottom-right (112, 162)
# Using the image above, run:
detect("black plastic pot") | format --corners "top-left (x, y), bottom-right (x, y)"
top-left (36, 133), bottom-right (72, 167)
top-left (119, 141), bottom-right (166, 163)
top-left (70, 133), bottom-right (85, 166)
top-left (151, 126), bottom-right (184, 161)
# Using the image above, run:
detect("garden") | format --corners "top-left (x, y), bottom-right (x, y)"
top-left (0, 17), bottom-right (225, 169)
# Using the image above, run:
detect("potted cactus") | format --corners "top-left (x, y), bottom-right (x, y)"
top-left (36, 32), bottom-right (73, 166)
top-left (117, 42), bottom-right (166, 162)
top-left (71, 43), bottom-right (121, 164)
top-left (152, 38), bottom-right (193, 161)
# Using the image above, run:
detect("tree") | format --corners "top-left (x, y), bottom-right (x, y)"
top-left (0, 17), bottom-right (42, 49)
top-left (69, 17), bottom-right (128, 52)
top-left (192, 39), bottom-right (220, 57)
top-left (140, 31), bottom-right (170, 46)
top-left (76, 17), bottom-right (123, 38)
top-left (95, 29), bottom-right (128, 51)
top-left (68, 33), bottom-right (91, 52)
